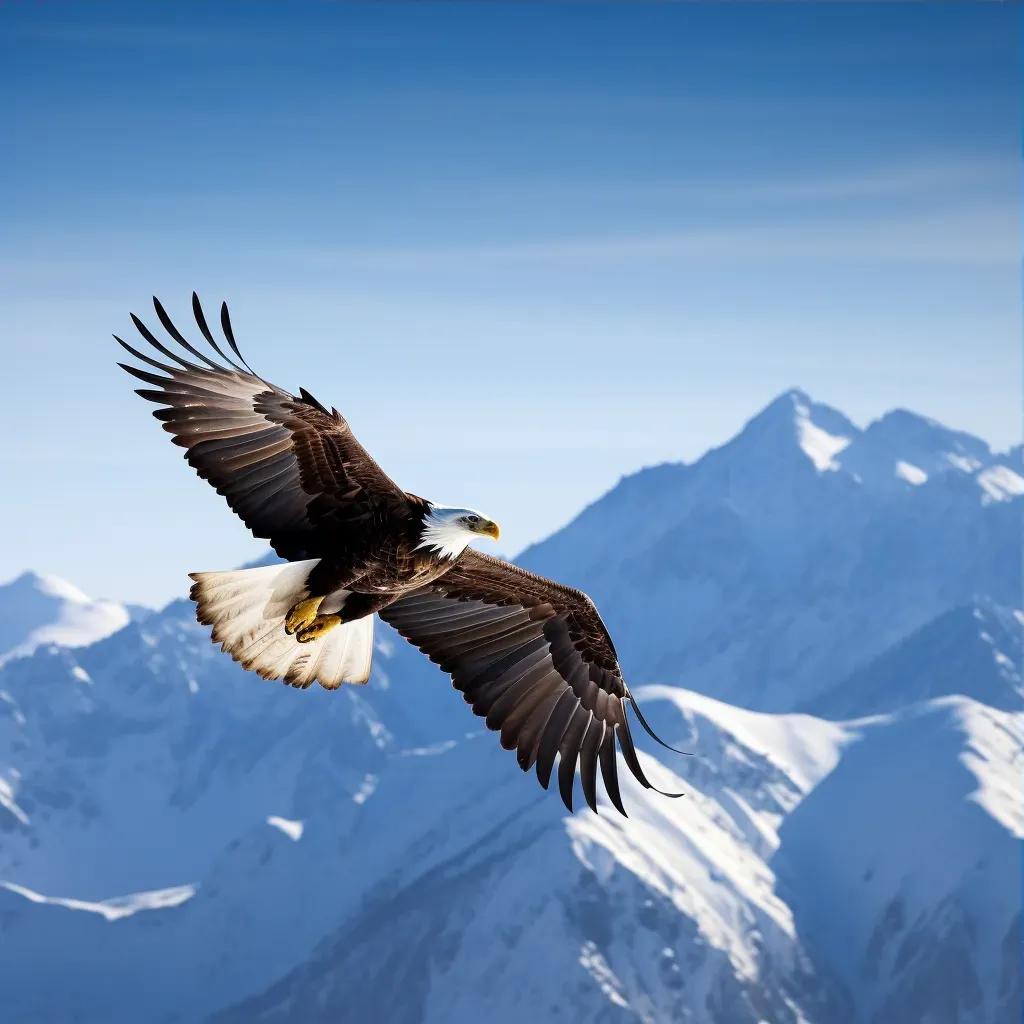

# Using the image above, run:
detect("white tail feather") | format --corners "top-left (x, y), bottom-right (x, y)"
top-left (188, 560), bottom-right (374, 689)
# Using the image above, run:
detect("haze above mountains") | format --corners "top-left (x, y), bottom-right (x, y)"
top-left (1, 389), bottom-right (1019, 1024)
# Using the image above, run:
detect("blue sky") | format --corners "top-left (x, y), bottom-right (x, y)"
top-left (0, 3), bottom-right (1019, 605)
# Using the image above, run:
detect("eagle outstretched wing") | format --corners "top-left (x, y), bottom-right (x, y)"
top-left (117, 294), bottom-right (410, 559)
top-left (380, 549), bottom-right (684, 814)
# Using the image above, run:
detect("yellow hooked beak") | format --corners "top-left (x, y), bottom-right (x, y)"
top-left (478, 519), bottom-right (500, 541)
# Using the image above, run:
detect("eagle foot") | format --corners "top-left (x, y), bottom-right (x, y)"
top-left (285, 596), bottom-right (324, 635)
top-left (295, 614), bottom-right (342, 644)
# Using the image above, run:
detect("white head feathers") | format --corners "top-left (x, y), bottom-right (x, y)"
top-left (415, 505), bottom-right (499, 561)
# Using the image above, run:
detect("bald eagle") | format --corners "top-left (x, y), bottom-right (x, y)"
top-left (116, 295), bottom-right (683, 814)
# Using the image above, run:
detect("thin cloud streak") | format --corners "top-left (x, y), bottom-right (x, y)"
top-left (280, 204), bottom-right (1016, 273)
top-left (547, 159), bottom-right (1017, 205)
top-left (0, 202), bottom-right (1012, 296)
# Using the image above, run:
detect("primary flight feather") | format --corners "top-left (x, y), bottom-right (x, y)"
top-left (116, 295), bottom-right (684, 815)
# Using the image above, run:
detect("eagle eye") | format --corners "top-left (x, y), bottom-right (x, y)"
top-left (466, 514), bottom-right (481, 526)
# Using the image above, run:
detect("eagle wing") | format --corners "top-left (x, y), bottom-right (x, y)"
top-left (379, 549), bottom-right (683, 815)
top-left (117, 294), bottom-right (411, 560)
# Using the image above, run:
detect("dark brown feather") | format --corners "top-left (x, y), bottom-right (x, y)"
top-left (579, 717), bottom-right (604, 813)
top-left (530, 687), bottom-right (577, 783)
top-left (599, 725), bottom-right (626, 816)
top-left (556, 706), bottom-right (592, 810)
top-left (117, 295), bottom-right (415, 562)
top-left (380, 549), bottom-right (682, 816)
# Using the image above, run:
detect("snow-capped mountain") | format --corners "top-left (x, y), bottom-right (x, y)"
top-left (773, 696), bottom-right (1022, 1024)
top-left (519, 389), bottom-right (1021, 711)
top-left (833, 407), bottom-right (999, 492)
top-left (0, 598), bottom-right (467, 898)
top-left (2, 624), bottom-right (1016, 1023)
top-left (0, 390), bottom-right (1018, 1024)
top-left (0, 571), bottom-right (130, 665)
top-left (0, 593), bottom-right (852, 1024)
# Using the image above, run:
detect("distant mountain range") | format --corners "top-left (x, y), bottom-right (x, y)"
top-left (0, 390), bottom-right (1019, 1024)
top-left (519, 389), bottom-right (1020, 711)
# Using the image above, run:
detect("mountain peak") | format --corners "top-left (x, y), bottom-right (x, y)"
top-left (753, 387), bottom-right (812, 419)
top-left (862, 408), bottom-right (991, 465)
top-left (0, 571), bottom-right (130, 664)
top-left (737, 393), bottom-right (1003, 496)
top-left (5, 571), bottom-right (93, 606)
top-left (735, 389), bottom-right (860, 472)
top-left (836, 407), bottom-right (996, 493)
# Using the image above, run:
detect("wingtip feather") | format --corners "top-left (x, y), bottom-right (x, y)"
top-left (627, 693), bottom-right (694, 756)
top-left (599, 726), bottom-right (627, 816)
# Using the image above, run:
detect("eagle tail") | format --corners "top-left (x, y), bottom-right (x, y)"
top-left (188, 560), bottom-right (374, 689)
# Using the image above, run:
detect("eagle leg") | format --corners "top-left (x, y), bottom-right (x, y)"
top-left (295, 614), bottom-right (343, 644)
top-left (284, 596), bottom-right (324, 635)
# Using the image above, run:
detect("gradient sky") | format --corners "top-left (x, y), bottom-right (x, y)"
top-left (1, 3), bottom-right (1019, 606)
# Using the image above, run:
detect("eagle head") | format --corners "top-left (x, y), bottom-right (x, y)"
top-left (416, 505), bottom-right (500, 560)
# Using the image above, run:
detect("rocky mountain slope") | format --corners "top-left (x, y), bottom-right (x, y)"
top-left (804, 601), bottom-right (1023, 719)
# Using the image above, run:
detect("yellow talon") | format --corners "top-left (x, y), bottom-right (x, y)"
top-left (285, 596), bottom-right (324, 635)
top-left (296, 614), bottom-right (342, 644)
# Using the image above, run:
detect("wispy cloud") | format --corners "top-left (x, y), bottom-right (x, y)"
top-left (278, 203), bottom-right (1016, 273)
top-left (578, 159), bottom-right (1017, 205)
top-left (1, 202), bottom-right (1011, 297)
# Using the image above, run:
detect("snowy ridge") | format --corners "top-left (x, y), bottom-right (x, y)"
top-left (977, 464), bottom-right (1024, 504)
top-left (774, 697), bottom-right (1022, 1024)
top-left (635, 686), bottom-right (851, 794)
top-left (0, 879), bottom-right (196, 921)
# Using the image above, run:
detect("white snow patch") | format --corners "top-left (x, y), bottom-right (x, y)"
top-left (401, 740), bottom-right (457, 757)
top-left (0, 776), bottom-right (29, 826)
top-left (895, 461), bottom-right (928, 485)
top-left (578, 941), bottom-right (630, 1008)
top-left (946, 453), bottom-right (982, 473)
top-left (976, 465), bottom-right (1024, 503)
top-left (352, 773), bottom-right (378, 805)
top-left (266, 816), bottom-right (304, 841)
top-left (0, 881), bottom-right (196, 921)
top-left (794, 404), bottom-right (851, 472)
top-left (71, 666), bottom-right (91, 684)
top-left (955, 702), bottom-right (1024, 837)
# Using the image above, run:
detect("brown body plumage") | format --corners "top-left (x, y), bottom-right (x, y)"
top-left (116, 294), bottom-right (686, 815)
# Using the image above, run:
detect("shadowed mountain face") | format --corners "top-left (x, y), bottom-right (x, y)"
top-left (0, 391), bottom-right (1019, 1024)
top-left (804, 601), bottom-right (1023, 720)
